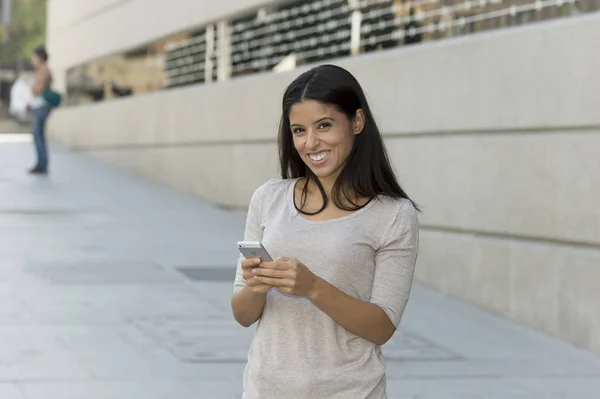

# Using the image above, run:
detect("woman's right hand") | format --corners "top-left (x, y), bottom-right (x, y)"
top-left (241, 258), bottom-right (272, 294)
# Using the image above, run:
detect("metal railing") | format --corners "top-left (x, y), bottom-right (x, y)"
top-left (162, 0), bottom-right (597, 88)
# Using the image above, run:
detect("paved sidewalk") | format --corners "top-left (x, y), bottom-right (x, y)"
top-left (0, 136), bottom-right (599, 399)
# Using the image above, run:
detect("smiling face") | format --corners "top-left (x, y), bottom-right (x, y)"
top-left (289, 100), bottom-right (364, 184)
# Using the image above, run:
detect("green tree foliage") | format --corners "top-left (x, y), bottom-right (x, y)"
top-left (0, 0), bottom-right (46, 68)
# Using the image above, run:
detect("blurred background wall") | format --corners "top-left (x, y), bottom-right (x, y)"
top-left (45, 0), bottom-right (600, 354)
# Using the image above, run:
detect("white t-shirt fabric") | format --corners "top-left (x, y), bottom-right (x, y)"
top-left (8, 77), bottom-right (34, 119)
top-left (234, 178), bottom-right (419, 399)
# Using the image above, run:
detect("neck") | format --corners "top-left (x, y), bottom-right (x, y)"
top-left (320, 177), bottom-right (335, 198)
top-left (308, 173), bottom-right (338, 199)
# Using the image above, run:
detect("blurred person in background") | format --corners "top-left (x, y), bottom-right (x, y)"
top-left (28, 45), bottom-right (53, 175)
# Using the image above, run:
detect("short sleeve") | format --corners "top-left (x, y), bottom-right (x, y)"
top-left (369, 201), bottom-right (419, 327)
top-left (233, 184), bottom-right (265, 292)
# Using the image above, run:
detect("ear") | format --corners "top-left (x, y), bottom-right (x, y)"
top-left (353, 109), bottom-right (365, 135)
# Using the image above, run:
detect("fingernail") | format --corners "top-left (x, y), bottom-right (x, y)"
top-left (254, 258), bottom-right (261, 264)
top-left (252, 268), bottom-right (258, 274)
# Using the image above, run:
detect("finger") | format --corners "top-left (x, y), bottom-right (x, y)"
top-left (246, 277), bottom-right (265, 286)
top-left (258, 261), bottom-right (276, 269)
top-left (241, 257), bottom-right (261, 265)
top-left (277, 257), bottom-right (300, 265)
top-left (254, 276), bottom-right (293, 287)
top-left (247, 276), bottom-right (275, 286)
top-left (260, 260), bottom-right (292, 270)
top-left (252, 268), bottom-right (287, 278)
top-left (241, 258), bottom-right (261, 268)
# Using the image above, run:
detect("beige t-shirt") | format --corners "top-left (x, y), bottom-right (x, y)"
top-left (234, 178), bottom-right (419, 399)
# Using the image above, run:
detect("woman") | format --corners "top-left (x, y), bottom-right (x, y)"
top-left (231, 64), bottom-right (419, 399)
top-left (28, 45), bottom-right (53, 174)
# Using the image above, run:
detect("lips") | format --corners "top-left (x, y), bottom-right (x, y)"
top-left (308, 151), bottom-right (330, 162)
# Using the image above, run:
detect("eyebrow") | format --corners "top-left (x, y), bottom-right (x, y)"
top-left (290, 117), bottom-right (334, 127)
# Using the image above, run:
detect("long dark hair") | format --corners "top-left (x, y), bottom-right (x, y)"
top-left (33, 45), bottom-right (48, 62)
top-left (278, 64), bottom-right (418, 215)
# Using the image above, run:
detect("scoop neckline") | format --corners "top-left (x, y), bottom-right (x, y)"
top-left (286, 178), bottom-right (377, 225)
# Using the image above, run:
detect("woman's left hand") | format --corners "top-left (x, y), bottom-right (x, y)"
top-left (252, 257), bottom-right (319, 297)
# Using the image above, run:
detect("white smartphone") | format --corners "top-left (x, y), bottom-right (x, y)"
top-left (237, 241), bottom-right (273, 262)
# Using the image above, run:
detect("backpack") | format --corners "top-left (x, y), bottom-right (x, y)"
top-left (42, 86), bottom-right (62, 109)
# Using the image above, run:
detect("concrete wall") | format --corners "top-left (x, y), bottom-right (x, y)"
top-left (46, 2), bottom-right (600, 355)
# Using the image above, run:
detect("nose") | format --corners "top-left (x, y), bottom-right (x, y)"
top-left (305, 129), bottom-right (320, 150)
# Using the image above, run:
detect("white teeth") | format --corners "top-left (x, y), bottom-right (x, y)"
top-left (309, 152), bottom-right (329, 161)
